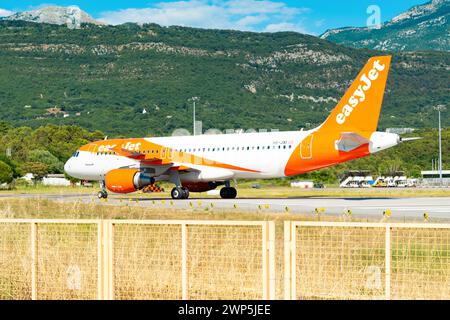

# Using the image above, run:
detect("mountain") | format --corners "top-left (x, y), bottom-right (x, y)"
top-left (0, 20), bottom-right (448, 137)
top-left (321, 0), bottom-right (449, 51)
top-left (2, 6), bottom-right (104, 29)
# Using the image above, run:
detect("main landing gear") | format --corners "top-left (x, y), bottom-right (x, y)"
top-left (98, 180), bottom-right (108, 199)
top-left (171, 187), bottom-right (190, 200)
top-left (220, 187), bottom-right (237, 199)
top-left (169, 171), bottom-right (190, 199)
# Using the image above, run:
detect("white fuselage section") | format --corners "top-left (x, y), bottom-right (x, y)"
top-left (65, 130), bottom-right (311, 182)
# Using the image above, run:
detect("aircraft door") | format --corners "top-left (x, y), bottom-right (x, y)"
top-left (300, 135), bottom-right (313, 160)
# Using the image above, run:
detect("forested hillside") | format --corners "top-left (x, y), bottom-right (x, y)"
top-left (321, 0), bottom-right (449, 52)
top-left (0, 21), bottom-right (448, 137)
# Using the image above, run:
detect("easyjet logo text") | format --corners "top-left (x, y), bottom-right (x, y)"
top-left (97, 142), bottom-right (142, 152)
top-left (336, 60), bottom-right (385, 125)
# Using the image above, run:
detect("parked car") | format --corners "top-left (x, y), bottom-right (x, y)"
top-left (314, 183), bottom-right (325, 189)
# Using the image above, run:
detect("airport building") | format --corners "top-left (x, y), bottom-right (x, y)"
top-left (421, 170), bottom-right (450, 187)
top-left (385, 128), bottom-right (416, 134)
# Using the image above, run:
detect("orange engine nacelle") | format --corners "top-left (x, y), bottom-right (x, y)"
top-left (105, 169), bottom-right (153, 194)
top-left (182, 182), bottom-right (218, 193)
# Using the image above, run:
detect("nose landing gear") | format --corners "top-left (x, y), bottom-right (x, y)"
top-left (98, 190), bottom-right (108, 199)
top-left (98, 180), bottom-right (108, 199)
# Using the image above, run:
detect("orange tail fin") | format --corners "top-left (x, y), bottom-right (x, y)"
top-left (320, 56), bottom-right (391, 135)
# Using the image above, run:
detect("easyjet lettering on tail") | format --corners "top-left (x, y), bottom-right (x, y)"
top-left (336, 60), bottom-right (386, 125)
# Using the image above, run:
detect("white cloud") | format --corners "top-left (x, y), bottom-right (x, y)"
top-left (0, 8), bottom-right (14, 17)
top-left (264, 22), bottom-right (307, 33)
top-left (98, 0), bottom-right (313, 34)
top-left (225, 0), bottom-right (291, 15)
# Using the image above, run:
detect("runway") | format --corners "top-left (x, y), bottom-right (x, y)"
top-left (2, 193), bottom-right (449, 221)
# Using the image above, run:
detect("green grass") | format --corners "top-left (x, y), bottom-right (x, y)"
top-left (2, 183), bottom-right (449, 198)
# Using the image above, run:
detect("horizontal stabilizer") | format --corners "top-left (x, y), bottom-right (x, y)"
top-left (335, 132), bottom-right (369, 152)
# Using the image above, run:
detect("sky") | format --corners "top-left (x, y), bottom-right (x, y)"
top-left (0, 0), bottom-right (431, 35)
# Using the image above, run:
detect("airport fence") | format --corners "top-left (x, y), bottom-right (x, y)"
top-left (1, 219), bottom-right (450, 300)
top-left (284, 221), bottom-right (450, 300)
top-left (0, 219), bottom-right (275, 300)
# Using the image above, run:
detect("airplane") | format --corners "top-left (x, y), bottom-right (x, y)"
top-left (64, 55), bottom-right (410, 200)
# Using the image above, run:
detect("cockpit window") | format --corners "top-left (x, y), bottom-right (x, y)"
top-left (72, 151), bottom-right (80, 157)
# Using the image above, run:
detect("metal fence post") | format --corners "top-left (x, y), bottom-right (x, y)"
top-left (284, 221), bottom-right (292, 300)
top-left (108, 221), bottom-right (114, 300)
top-left (266, 222), bottom-right (276, 300)
top-left (290, 223), bottom-right (297, 300)
top-left (97, 221), bottom-right (103, 300)
top-left (181, 223), bottom-right (188, 300)
top-left (262, 223), bottom-right (267, 299)
top-left (31, 222), bottom-right (37, 300)
top-left (385, 225), bottom-right (391, 300)
top-left (101, 220), bottom-right (113, 300)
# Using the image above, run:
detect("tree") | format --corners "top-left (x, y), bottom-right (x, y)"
top-left (0, 154), bottom-right (23, 178)
top-left (27, 150), bottom-right (64, 174)
top-left (0, 121), bottom-right (12, 134)
top-left (0, 161), bottom-right (13, 184)
top-left (22, 162), bottom-right (49, 184)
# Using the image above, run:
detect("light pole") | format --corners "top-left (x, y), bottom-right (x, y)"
top-left (434, 105), bottom-right (446, 186)
top-left (189, 97), bottom-right (199, 136)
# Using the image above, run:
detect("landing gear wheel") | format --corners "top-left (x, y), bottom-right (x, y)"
top-left (98, 190), bottom-right (108, 199)
top-left (220, 187), bottom-right (237, 199)
top-left (172, 187), bottom-right (189, 200)
top-left (181, 188), bottom-right (190, 199)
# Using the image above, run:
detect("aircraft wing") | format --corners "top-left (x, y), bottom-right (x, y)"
top-left (107, 145), bottom-right (259, 175)
top-left (107, 145), bottom-right (196, 171)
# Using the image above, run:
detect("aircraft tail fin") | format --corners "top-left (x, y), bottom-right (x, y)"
top-left (320, 56), bottom-right (391, 135)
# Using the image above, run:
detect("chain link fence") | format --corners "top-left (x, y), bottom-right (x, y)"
top-left (0, 219), bottom-right (274, 300)
top-left (285, 221), bottom-right (450, 300)
top-left (1, 219), bottom-right (450, 300)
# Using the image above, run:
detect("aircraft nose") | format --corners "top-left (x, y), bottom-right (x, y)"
top-left (64, 158), bottom-right (73, 176)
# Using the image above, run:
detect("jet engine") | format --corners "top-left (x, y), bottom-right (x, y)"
top-left (105, 169), bottom-right (154, 194)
